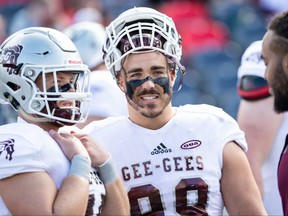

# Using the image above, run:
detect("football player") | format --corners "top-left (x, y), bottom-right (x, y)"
top-left (81, 7), bottom-right (267, 215)
top-left (0, 27), bottom-right (129, 215)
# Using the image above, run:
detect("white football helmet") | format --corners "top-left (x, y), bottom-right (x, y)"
top-left (0, 27), bottom-right (92, 125)
top-left (238, 40), bottom-right (265, 79)
top-left (103, 7), bottom-right (186, 82)
top-left (63, 21), bottom-right (106, 70)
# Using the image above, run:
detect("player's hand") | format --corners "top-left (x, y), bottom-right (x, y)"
top-left (70, 131), bottom-right (110, 167)
top-left (49, 130), bottom-right (90, 161)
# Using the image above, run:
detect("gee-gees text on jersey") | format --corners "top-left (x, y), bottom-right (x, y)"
top-left (121, 155), bottom-right (208, 215)
top-left (121, 155), bottom-right (204, 181)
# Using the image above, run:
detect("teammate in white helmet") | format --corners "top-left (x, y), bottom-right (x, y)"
top-left (237, 40), bottom-right (284, 215)
top-left (0, 27), bottom-right (129, 215)
top-left (63, 21), bottom-right (128, 128)
top-left (79, 7), bottom-right (266, 215)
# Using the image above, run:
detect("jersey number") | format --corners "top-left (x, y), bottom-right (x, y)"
top-left (128, 177), bottom-right (208, 215)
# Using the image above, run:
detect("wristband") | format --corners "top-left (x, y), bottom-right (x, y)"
top-left (68, 154), bottom-right (91, 181)
top-left (97, 154), bottom-right (118, 184)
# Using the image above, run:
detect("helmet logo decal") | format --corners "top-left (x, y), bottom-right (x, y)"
top-left (67, 59), bottom-right (82, 64)
top-left (244, 51), bottom-right (263, 65)
top-left (0, 45), bottom-right (23, 74)
top-left (0, 138), bottom-right (15, 161)
top-left (121, 33), bottom-right (162, 53)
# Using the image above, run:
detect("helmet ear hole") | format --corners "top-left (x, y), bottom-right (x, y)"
top-left (110, 48), bottom-right (122, 77)
top-left (7, 82), bottom-right (20, 91)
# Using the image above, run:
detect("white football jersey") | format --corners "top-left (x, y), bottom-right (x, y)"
top-left (84, 104), bottom-right (247, 215)
top-left (0, 118), bottom-right (105, 215)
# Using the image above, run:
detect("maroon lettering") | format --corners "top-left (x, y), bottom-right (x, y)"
top-left (176, 178), bottom-right (208, 215)
top-left (143, 161), bottom-right (153, 176)
top-left (174, 157), bottom-right (183, 171)
top-left (163, 158), bottom-right (171, 172)
top-left (121, 156), bottom-right (204, 182)
top-left (185, 156), bottom-right (194, 171)
top-left (132, 163), bottom-right (142, 179)
top-left (128, 184), bottom-right (164, 215)
top-left (128, 178), bottom-right (208, 215)
top-left (196, 156), bottom-right (204, 170)
top-left (122, 166), bottom-right (130, 181)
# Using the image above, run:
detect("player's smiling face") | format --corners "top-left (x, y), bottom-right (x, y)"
top-left (120, 51), bottom-right (175, 118)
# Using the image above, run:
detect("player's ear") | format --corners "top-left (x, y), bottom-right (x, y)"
top-left (116, 73), bottom-right (126, 92)
top-left (282, 53), bottom-right (288, 75)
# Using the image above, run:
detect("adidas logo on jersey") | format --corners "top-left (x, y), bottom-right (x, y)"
top-left (151, 143), bottom-right (172, 155)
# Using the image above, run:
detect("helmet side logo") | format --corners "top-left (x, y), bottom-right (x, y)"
top-left (0, 138), bottom-right (15, 161)
top-left (0, 45), bottom-right (23, 74)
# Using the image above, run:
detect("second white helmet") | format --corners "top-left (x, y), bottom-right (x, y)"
top-left (63, 21), bottom-right (106, 70)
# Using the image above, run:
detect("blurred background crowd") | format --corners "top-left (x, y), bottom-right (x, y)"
top-left (1, 0), bottom-right (288, 125)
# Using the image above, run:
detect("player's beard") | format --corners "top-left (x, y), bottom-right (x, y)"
top-left (272, 63), bottom-right (288, 113)
top-left (133, 92), bottom-right (172, 119)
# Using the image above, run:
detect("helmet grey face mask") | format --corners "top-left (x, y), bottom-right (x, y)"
top-left (0, 27), bottom-right (92, 125)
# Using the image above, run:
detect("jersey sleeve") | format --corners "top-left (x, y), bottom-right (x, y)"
top-left (0, 134), bottom-right (46, 179)
top-left (179, 104), bottom-right (248, 151)
top-left (219, 109), bottom-right (247, 152)
top-left (237, 75), bottom-right (270, 100)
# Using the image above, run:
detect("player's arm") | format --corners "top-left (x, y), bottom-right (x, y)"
top-left (0, 170), bottom-right (89, 215)
top-left (100, 177), bottom-right (130, 215)
top-left (221, 141), bottom-right (267, 215)
top-left (0, 131), bottom-right (91, 215)
top-left (72, 132), bottom-right (130, 215)
top-left (237, 97), bottom-right (283, 197)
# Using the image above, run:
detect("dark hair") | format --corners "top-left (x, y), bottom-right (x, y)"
top-left (268, 11), bottom-right (288, 55)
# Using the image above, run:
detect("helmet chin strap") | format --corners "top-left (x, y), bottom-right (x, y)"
top-left (18, 107), bottom-right (75, 126)
top-left (18, 107), bottom-right (51, 123)
top-left (125, 93), bottom-right (143, 111)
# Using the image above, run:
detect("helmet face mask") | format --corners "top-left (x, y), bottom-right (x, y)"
top-left (103, 7), bottom-right (185, 84)
top-left (0, 27), bottom-right (92, 125)
top-left (28, 65), bottom-right (91, 125)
